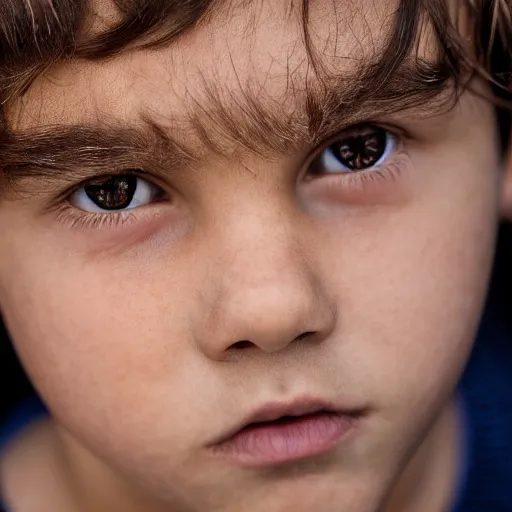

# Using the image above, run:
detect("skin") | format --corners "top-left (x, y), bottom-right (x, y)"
top-left (0, 1), bottom-right (511, 511)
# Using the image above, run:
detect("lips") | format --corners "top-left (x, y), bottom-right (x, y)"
top-left (210, 398), bottom-right (364, 467)
top-left (242, 399), bottom-right (339, 426)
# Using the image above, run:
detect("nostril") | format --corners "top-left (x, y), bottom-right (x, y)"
top-left (231, 340), bottom-right (255, 350)
top-left (295, 331), bottom-right (315, 341)
top-left (231, 332), bottom-right (315, 350)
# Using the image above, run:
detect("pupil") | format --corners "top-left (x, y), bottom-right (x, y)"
top-left (85, 175), bottom-right (137, 210)
top-left (332, 127), bottom-right (387, 170)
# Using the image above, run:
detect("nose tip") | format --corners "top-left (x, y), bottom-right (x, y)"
top-left (193, 197), bottom-right (337, 361)
top-left (199, 268), bottom-right (336, 360)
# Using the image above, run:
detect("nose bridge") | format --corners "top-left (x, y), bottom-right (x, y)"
top-left (200, 202), bottom-right (335, 358)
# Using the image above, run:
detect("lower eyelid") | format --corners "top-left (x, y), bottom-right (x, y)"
top-left (306, 150), bottom-right (412, 202)
top-left (54, 204), bottom-right (138, 231)
top-left (328, 162), bottom-right (401, 189)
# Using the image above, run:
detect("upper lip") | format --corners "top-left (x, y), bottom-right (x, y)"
top-left (246, 399), bottom-right (335, 425)
top-left (211, 397), bottom-right (362, 445)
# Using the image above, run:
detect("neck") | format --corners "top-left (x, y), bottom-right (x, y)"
top-left (384, 396), bottom-right (463, 512)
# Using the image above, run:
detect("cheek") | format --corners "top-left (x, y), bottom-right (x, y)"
top-left (0, 240), bottom-right (212, 464)
top-left (319, 142), bottom-right (500, 417)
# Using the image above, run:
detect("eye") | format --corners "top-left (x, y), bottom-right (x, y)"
top-left (311, 125), bottom-right (397, 174)
top-left (70, 173), bottom-right (164, 213)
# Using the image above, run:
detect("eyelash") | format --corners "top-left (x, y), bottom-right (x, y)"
top-left (325, 160), bottom-right (404, 191)
top-left (320, 150), bottom-right (407, 193)
top-left (54, 204), bottom-right (137, 230)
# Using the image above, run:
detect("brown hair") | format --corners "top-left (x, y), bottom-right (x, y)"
top-left (0, 0), bottom-right (508, 193)
top-left (0, 0), bottom-right (510, 101)
top-left (0, 0), bottom-right (509, 169)
top-left (0, 0), bottom-right (508, 157)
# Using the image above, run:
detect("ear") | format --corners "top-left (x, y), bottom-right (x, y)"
top-left (501, 133), bottom-right (512, 221)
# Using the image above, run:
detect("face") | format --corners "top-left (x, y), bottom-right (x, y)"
top-left (0, 1), bottom-right (504, 511)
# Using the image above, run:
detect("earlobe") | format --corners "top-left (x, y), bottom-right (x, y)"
top-left (500, 135), bottom-right (512, 222)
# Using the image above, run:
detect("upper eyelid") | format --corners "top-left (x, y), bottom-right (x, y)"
top-left (75, 168), bottom-right (147, 185)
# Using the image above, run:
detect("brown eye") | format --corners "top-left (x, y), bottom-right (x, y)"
top-left (312, 125), bottom-right (395, 174)
top-left (71, 174), bottom-right (163, 213)
top-left (85, 175), bottom-right (137, 210)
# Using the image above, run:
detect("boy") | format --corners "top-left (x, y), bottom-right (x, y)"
top-left (0, 0), bottom-right (511, 510)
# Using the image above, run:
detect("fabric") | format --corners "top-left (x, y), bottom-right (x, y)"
top-left (452, 305), bottom-right (512, 511)
top-left (0, 396), bottom-right (46, 457)
top-left (0, 307), bottom-right (511, 511)
top-left (0, 396), bottom-right (47, 512)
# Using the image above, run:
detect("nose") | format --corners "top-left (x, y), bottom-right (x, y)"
top-left (198, 208), bottom-right (337, 360)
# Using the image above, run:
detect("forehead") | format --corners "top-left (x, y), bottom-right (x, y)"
top-left (9, 0), bottom-right (401, 131)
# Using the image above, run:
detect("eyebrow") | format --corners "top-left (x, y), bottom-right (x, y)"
top-left (0, 119), bottom-right (196, 188)
top-left (0, 57), bottom-right (455, 189)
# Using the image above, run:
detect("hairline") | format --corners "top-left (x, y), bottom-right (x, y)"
top-left (0, 0), bottom-right (509, 149)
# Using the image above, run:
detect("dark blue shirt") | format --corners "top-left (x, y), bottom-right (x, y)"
top-left (453, 306), bottom-right (512, 511)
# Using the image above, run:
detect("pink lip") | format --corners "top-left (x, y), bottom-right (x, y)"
top-left (210, 398), bottom-right (363, 468)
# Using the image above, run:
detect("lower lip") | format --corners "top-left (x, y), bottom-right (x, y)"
top-left (213, 412), bottom-right (357, 467)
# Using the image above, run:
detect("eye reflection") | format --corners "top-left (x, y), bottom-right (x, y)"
top-left (313, 126), bottom-right (396, 175)
top-left (71, 174), bottom-right (164, 213)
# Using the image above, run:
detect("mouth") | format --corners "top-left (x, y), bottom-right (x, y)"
top-left (210, 398), bottom-right (365, 468)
